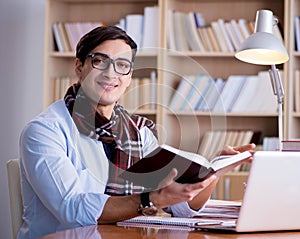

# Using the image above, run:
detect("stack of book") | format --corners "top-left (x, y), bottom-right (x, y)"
top-left (282, 140), bottom-right (300, 152)
top-left (52, 6), bottom-right (159, 52)
top-left (262, 137), bottom-right (279, 151)
top-left (169, 71), bottom-right (281, 113)
top-left (53, 22), bottom-right (105, 52)
top-left (52, 76), bottom-right (77, 101)
top-left (167, 10), bottom-right (284, 53)
top-left (118, 71), bottom-right (157, 111)
top-left (198, 130), bottom-right (260, 165)
top-left (52, 72), bottom-right (157, 110)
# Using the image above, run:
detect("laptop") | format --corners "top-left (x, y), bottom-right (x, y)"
top-left (197, 151), bottom-right (300, 232)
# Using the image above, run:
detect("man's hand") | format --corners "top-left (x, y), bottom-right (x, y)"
top-left (150, 168), bottom-right (217, 209)
top-left (220, 143), bottom-right (256, 155)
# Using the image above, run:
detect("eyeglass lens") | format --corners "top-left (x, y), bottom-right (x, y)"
top-left (90, 53), bottom-right (132, 75)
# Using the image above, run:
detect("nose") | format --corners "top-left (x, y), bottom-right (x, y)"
top-left (103, 62), bottom-right (118, 78)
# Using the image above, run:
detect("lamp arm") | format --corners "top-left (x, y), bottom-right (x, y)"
top-left (269, 65), bottom-right (284, 104)
top-left (268, 65), bottom-right (284, 150)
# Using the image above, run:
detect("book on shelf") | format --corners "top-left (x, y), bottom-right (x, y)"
top-left (139, 78), bottom-right (152, 110)
top-left (238, 18), bottom-right (251, 39)
top-left (120, 78), bottom-right (139, 110)
top-left (53, 21), bottom-right (104, 52)
top-left (52, 22), bottom-right (65, 52)
top-left (230, 75), bottom-right (260, 113)
top-left (180, 74), bottom-right (211, 111)
top-left (140, 6), bottom-right (159, 50)
top-left (197, 27), bottom-right (213, 52)
top-left (230, 19), bottom-right (244, 47)
top-left (118, 73), bottom-right (156, 111)
top-left (179, 75), bottom-right (200, 111)
top-left (256, 71), bottom-right (278, 113)
top-left (295, 70), bottom-right (300, 112)
top-left (295, 16), bottom-right (300, 51)
top-left (125, 14), bottom-right (144, 49)
top-left (224, 22), bottom-right (240, 51)
top-left (212, 75), bottom-right (247, 113)
top-left (167, 9), bottom-right (176, 50)
top-left (206, 25), bottom-right (221, 52)
top-left (120, 144), bottom-right (251, 189)
top-left (184, 12), bottom-right (205, 52)
top-left (262, 137), bottom-right (279, 151)
top-left (64, 22), bottom-right (80, 52)
top-left (217, 19), bottom-right (234, 52)
top-left (170, 70), bottom-right (281, 113)
top-left (210, 21), bottom-right (228, 52)
top-left (53, 76), bottom-right (77, 101)
top-left (194, 75), bottom-right (214, 111)
top-left (139, 76), bottom-right (156, 110)
top-left (194, 12), bottom-right (206, 28)
top-left (198, 130), bottom-right (259, 160)
top-left (173, 11), bottom-right (190, 51)
top-left (57, 22), bottom-right (72, 52)
top-left (169, 75), bottom-right (195, 111)
top-left (198, 77), bottom-right (225, 111)
top-left (282, 140), bottom-right (300, 151)
top-left (229, 71), bottom-right (278, 113)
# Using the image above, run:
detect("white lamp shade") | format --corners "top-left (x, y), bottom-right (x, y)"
top-left (235, 9), bottom-right (289, 65)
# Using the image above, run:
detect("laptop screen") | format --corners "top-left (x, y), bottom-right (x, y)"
top-left (236, 151), bottom-right (300, 232)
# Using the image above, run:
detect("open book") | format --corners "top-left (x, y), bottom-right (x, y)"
top-left (120, 144), bottom-right (251, 189)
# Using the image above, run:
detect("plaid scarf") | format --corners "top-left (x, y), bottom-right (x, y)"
top-left (64, 83), bottom-right (157, 195)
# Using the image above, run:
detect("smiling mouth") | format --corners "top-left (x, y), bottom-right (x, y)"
top-left (97, 81), bottom-right (118, 90)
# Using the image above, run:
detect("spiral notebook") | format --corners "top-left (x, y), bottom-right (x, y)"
top-left (119, 215), bottom-right (233, 228)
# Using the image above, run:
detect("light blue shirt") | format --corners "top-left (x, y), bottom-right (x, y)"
top-left (19, 100), bottom-right (204, 239)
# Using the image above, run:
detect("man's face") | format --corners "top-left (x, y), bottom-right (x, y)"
top-left (76, 39), bottom-right (133, 108)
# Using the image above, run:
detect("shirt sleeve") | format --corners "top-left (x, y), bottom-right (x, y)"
top-left (164, 200), bottom-right (208, 218)
top-left (20, 119), bottom-right (109, 227)
top-left (140, 127), bottom-right (159, 156)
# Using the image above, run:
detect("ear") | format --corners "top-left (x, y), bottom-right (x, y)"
top-left (75, 58), bottom-right (83, 77)
top-left (125, 72), bottom-right (133, 87)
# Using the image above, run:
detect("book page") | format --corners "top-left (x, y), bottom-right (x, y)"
top-left (161, 144), bottom-right (250, 172)
top-left (210, 151), bottom-right (251, 171)
top-left (161, 144), bottom-right (211, 168)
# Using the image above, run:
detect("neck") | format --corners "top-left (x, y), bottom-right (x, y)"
top-left (96, 103), bottom-right (115, 119)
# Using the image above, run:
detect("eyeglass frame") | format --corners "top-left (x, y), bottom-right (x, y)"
top-left (85, 52), bottom-right (134, 75)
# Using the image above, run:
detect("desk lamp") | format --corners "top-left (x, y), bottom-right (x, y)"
top-left (235, 9), bottom-right (289, 151)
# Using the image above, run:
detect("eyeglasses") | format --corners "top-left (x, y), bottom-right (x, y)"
top-left (86, 52), bottom-right (133, 75)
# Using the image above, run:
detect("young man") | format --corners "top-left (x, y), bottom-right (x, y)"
top-left (19, 26), bottom-right (255, 239)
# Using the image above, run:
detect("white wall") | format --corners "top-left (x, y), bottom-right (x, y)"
top-left (0, 1), bottom-right (45, 238)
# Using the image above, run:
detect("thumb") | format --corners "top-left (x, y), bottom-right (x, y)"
top-left (157, 168), bottom-right (178, 189)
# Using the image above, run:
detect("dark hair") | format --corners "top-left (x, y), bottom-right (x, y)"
top-left (76, 25), bottom-right (137, 64)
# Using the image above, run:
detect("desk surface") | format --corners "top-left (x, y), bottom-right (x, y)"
top-left (38, 224), bottom-right (300, 239)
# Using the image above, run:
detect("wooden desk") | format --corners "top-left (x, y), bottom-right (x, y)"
top-left (38, 224), bottom-right (300, 239)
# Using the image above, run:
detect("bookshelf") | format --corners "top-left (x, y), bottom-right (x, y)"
top-left (44, 0), bottom-right (292, 200)
top-left (159, 0), bottom-right (285, 153)
top-left (287, 0), bottom-right (300, 139)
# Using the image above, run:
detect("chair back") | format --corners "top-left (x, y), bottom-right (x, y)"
top-left (7, 158), bottom-right (23, 239)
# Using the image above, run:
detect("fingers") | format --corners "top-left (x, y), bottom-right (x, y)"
top-left (186, 174), bottom-right (218, 191)
top-left (157, 168), bottom-right (178, 189)
top-left (233, 143), bottom-right (256, 153)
